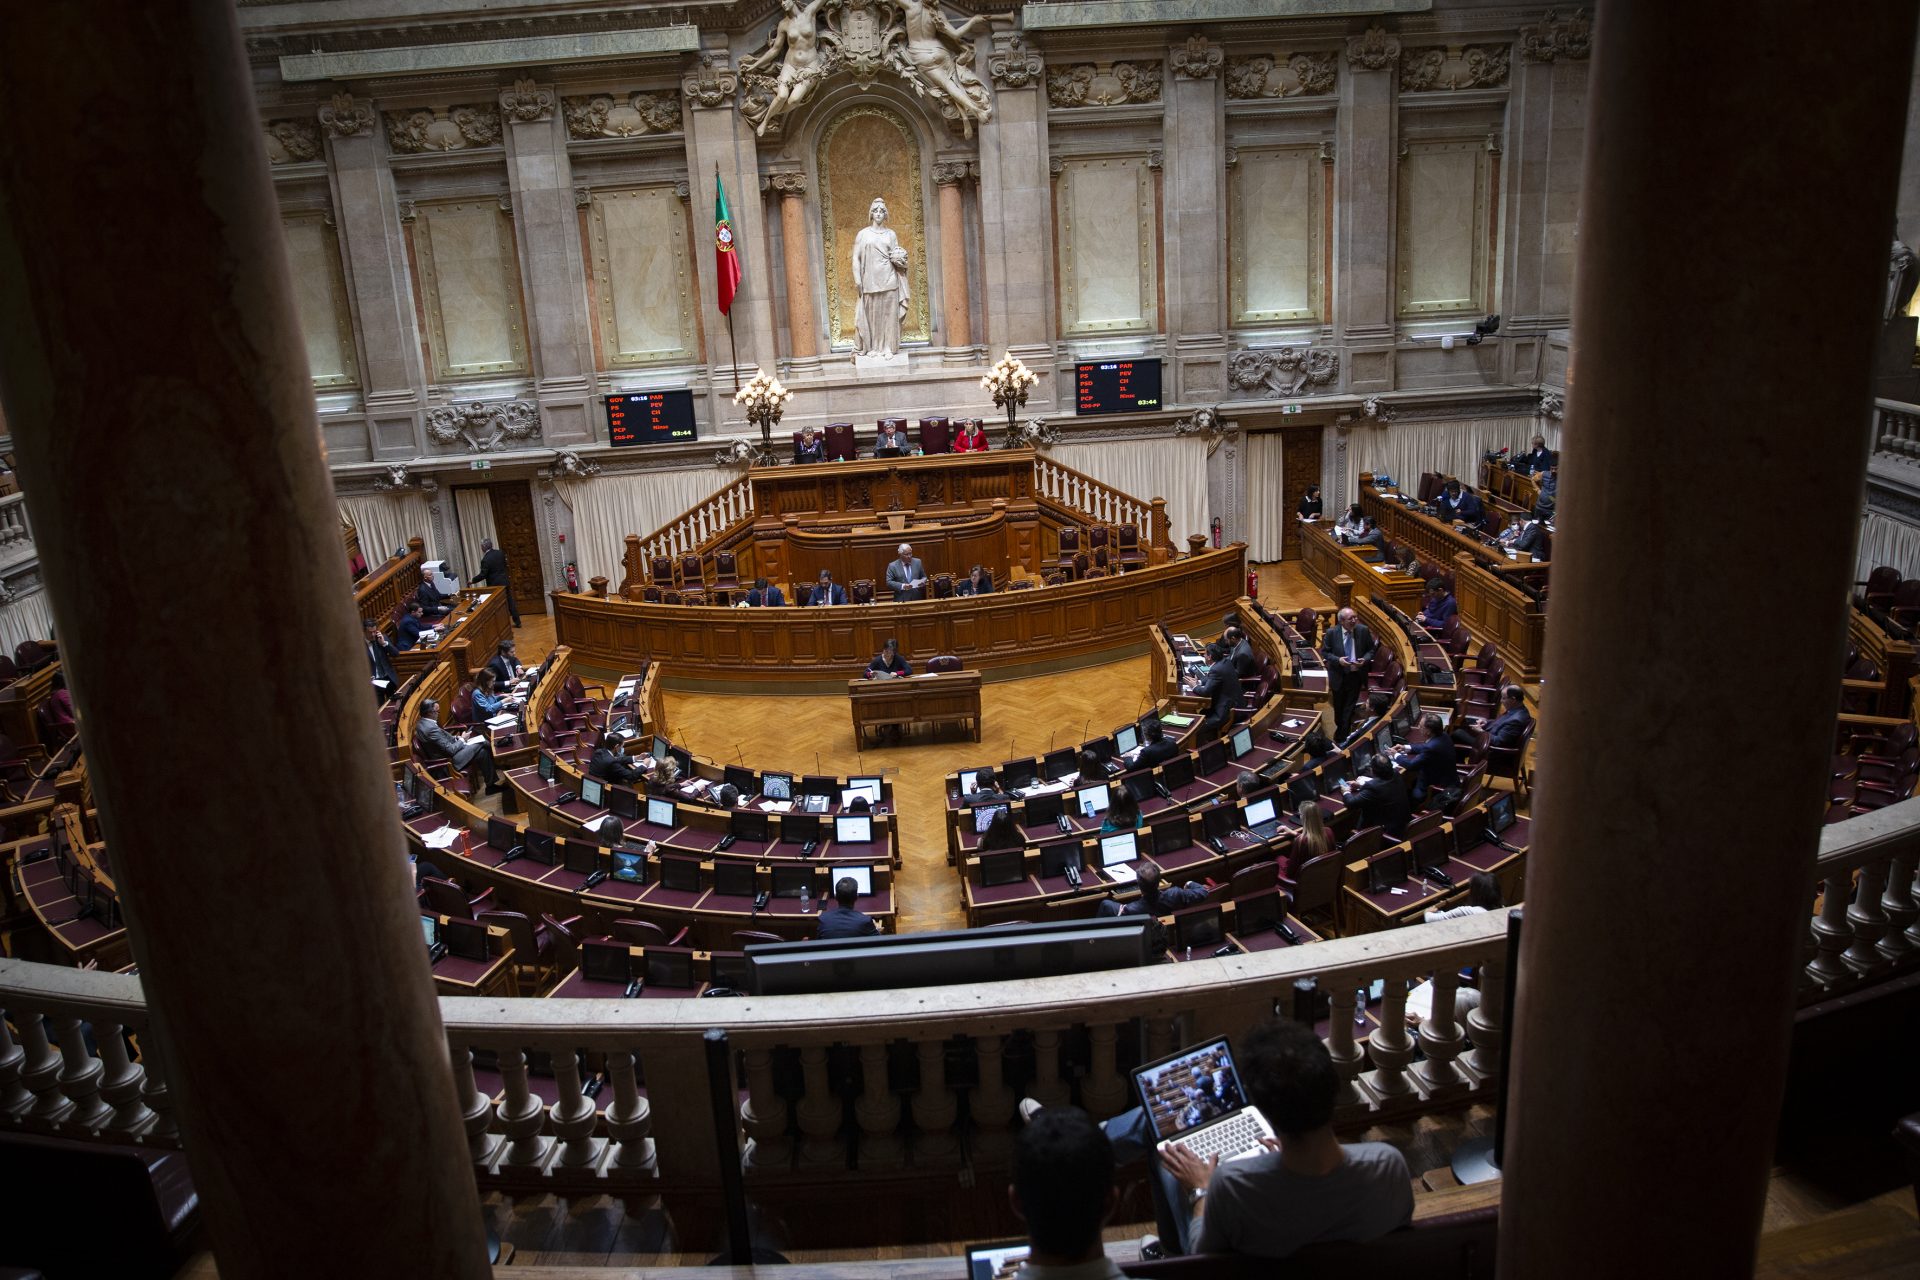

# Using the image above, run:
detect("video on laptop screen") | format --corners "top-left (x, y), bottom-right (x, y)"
top-left (836, 864), bottom-right (875, 896)
top-left (647, 798), bottom-right (675, 828)
top-left (1231, 726), bottom-right (1254, 758)
top-left (965, 1240), bottom-right (1031, 1280)
top-left (580, 776), bottom-right (604, 808)
top-left (973, 802), bottom-right (1009, 834)
top-left (843, 776), bottom-right (883, 806)
top-left (762, 772), bottom-right (794, 800)
top-left (1136, 1038), bottom-right (1247, 1142)
top-left (1243, 797), bottom-right (1277, 829)
top-left (1077, 782), bottom-right (1111, 816)
top-left (834, 814), bottom-right (874, 844)
top-left (1100, 830), bottom-right (1138, 868)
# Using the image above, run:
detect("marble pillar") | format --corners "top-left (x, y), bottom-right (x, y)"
top-left (1499, 36), bottom-right (1589, 335)
top-left (320, 93), bottom-right (430, 458)
top-left (771, 171), bottom-right (819, 369)
top-left (977, 32), bottom-right (1056, 377)
top-left (0, 2), bottom-right (492, 1273)
top-left (499, 79), bottom-right (597, 443)
top-left (1164, 35), bottom-right (1229, 402)
top-left (1497, 4), bottom-right (1917, 1276)
top-left (933, 161), bottom-right (973, 358)
top-left (1334, 25), bottom-right (1401, 393)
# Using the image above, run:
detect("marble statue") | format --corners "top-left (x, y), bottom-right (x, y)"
top-left (892, 0), bottom-right (993, 136)
top-left (851, 197), bottom-right (911, 357)
top-left (740, 0), bottom-right (830, 137)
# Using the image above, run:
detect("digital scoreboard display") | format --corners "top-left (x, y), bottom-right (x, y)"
top-left (606, 390), bottom-right (698, 446)
top-left (1075, 359), bottom-right (1163, 415)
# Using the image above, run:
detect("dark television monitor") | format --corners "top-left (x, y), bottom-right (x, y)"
top-left (524, 828), bottom-right (557, 866)
top-left (747, 916), bottom-right (1153, 995)
top-left (1161, 754), bottom-right (1195, 791)
top-left (712, 860), bottom-right (757, 898)
top-left (1074, 359), bottom-right (1163, 415)
top-left (1039, 843), bottom-right (1081, 879)
top-left (1022, 790), bottom-right (1064, 828)
top-left (444, 917), bottom-right (490, 963)
top-left (782, 813), bottom-right (822, 845)
top-left (1201, 803), bottom-right (1236, 842)
top-left (537, 753), bottom-right (555, 782)
top-left (1121, 771), bottom-right (1158, 803)
top-left (979, 849), bottom-right (1027, 887)
top-left (1196, 740), bottom-right (1228, 777)
top-left (645, 946), bottom-right (697, 988)
top-left (1173, 903), bottom-right (1225, 950)
top-left (1367, 847), bottom-right (1411, 894)
top-left (487, 817), bottom-right (520, 852)
top-left (1149, 815), bottom-right (1190, 856)
top-left (731, 809), bottom-right (770, 842)
top-left (606, 389), bottom-right (698, 446)
top-left (1001, 758), bottom-right (1037, 790)
top-left (710, 951), bottom-right (752, 991)
top-left (563, 840), bottom-right (602, 876)
top-left (1040, 748), bottom-right (1079, 781)
top-left (1085, 736), bottom-right (1116, 763)
top-left (1234, 889), bottom-right (1285, 936)
top-left (801, 774), bottom-right (837, 798)
top-left (581, 939), bottom-right (632, 984)
top-left (659, 856), bottom-right (701, 893)
top-left (724, 764), bottom-right (757, 795)
top-left (607, 785), bottom-right (641, 820)
top-left (771, 864), bottom-right (815, 899)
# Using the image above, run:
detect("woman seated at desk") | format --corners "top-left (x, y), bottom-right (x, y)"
top-left (795, 426), bottom-right (825, 464)
top-left (1101, 790), bottom-right (1143, 834)
top-left (867, 637), bottom-right (911, 678)
top-left (955, 564), bottom-right (995, 596)
top-left (954, 421), bottom-right (990, 452)
top-left (470, 668), bottom-right (516, 719)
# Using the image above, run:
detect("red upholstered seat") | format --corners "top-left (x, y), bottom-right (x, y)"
top-left (825, 422), bottom-right (857, 460)
top-left (918, 416), bottom-right (951, 454)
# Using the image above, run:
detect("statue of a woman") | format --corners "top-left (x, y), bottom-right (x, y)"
top-left (851, 197), bottom-right (910, 357)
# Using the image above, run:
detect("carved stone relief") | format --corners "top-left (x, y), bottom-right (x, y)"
top-left (564, 91), bottom-right (682, 138)
top-left (1519, 10), bottom-right (1592, 62)
top-left (317, 93), bottom-right (374, 138)
top-left (1171, 34), bottom-right (1224, 80)
top-left (683, 51), bottom-right (739, 110)
top-left (1228, 346), bottom-right (1340, 397)
top-left (265, 119), bottom-right (321, 164)
top-left (1225, 53), bottom-right (1336, 100)
top-left (384, 104), bottom-right (502, 153)
top-left (498, 79), bottom-right (556, 122)
top-left (1345, 25), bottom-right (1401, 71)
top-left (988, 33), bottom-right (1044, 89)
top-left (1046, 61), bottom-right (1163, 108)
top-left (1540, 391), bottom-right (1565, 420)
top-left (425, 400), bottom-right (541, 452)
top-left (1399, 44), bottom-right (1511, 91)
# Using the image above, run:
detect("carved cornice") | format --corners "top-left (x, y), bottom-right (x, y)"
top-left (1519, 9), bottom-right (1592, 63)
top-left (1345, 25), bottom-right (1400, 72)
top-left (317, 92), bottom-right (374, 138)
top-left (768, 169), bottom-right (808, 196)
top-left (498, 78), bottom-right (555, 122)
top-left (265, 118), bottom-right (321, 164)
top-left (682, 51), bottom-right (738, 110)
top-left (1047, 61), bottom-right (1162, 108)
top-left (383, 103), bottom-right (501, 153)
top-left (1225, 52), bottom-right (1336, 100)
top-left (1171, 34), bottom-right (1223, 80)
top-left (988, 33), bottom-right (1044, 90)
top-left (1399, 44), bottom-right (1511, 92)
top-left (563, 90), bottom-right (681, 139)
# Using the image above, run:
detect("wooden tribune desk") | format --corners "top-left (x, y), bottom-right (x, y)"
top-left (849, 670), bottom-right (982, 745)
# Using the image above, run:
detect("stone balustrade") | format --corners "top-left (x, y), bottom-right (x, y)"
top-left (0, 491), bottom-right (34, 569)
top-left (1871, 398), bottom-right (1920, 465)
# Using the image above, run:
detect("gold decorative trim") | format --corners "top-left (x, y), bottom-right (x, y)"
top-left (817, 103), bottom-right (931, 349)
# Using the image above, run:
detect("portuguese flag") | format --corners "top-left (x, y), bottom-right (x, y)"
top-left (714, 171), bottom-right (742, 316)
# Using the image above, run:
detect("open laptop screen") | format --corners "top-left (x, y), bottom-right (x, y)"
top-left (580, 776), bottom-right (604, 809)
top-left (1133, 1037), bottom-right (1248, 1142)
top-left (1243, 797), bottom-right (1277, 830)
top-left (1076, 782), bottom-right (1111, 817)
top-left (835, 865), bottom-right (875, 896)
top-left (834, 814), bottom-right (874, 844)
top-left (1114, 725), bottom-right (1140, 755)
top-left (1099, 830), bottom-right (1138, 868)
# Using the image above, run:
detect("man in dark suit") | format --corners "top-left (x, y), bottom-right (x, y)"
top-left (1320, 607), bottom-right (1376, 738)
top-left (1344, 759), bottom-right (1411, 838)
top-left (396, 602), bottom-right (429, 651)
top-left (809, 569), bottom-right (847, 606)
top-left (1340, 692), bottom-right (1394, 750)
top-left (486, 640), bottom-right (520, 687)
top-left (1434, 479), bottom-right (1485, 527)
top-left (744, 577), bottom-right (787, 607)
top-left (1514, 435), bottom-right (1558, 475)
top-left (1133, 719), bottom-right (1181, 769)
top-left (816, 876), bottom-right (879, 938)
top-left (1393, 714), bottom-right (1458, 802)
top-left (955, 564), bottom-right (995, 596)
top-left (589, 731), bottom-right (647, 785)
top-left (414, 698), bottom-right (503, 794)
top-left (885, 543), bottom-right (928, 601)
top-left (1485, 686), bottom-right (1532, 748)
top-left (475, 539), bottom-right (520, 626)
top-left (794, 427), bottom-right (825, 464)
top-left (1193, 642), bottom-right (1240, 741)
top-left (1418, 580), bottom-right (1457, 629)
top-left (1225, 626), bottom-right (1259, 679)
top-left (1497, 516), bottom-right (1548, 557)
top-left (364, 620), bottom-right (399, 702)
top-left (415, 577), bottom-right (454, 619)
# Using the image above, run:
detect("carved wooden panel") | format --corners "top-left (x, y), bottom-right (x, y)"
top-left (486, 481), bottom-right (548, 615)
top-left (1281, 428), bottom-right (1323, 561)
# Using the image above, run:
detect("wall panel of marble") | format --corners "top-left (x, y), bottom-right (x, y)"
top-left (1055, 155), bottom-right (1158, 336)
top-left (585, 186), bottom-right (698, 368)
top-left (1231, 146), bottom-right (1323, 325)
top-left (1396, 138), bottom-right (1492, 318)
top-left (281, 212), bottom-right (359, 388)
top-left (411, 199), bottom-right (531, 379)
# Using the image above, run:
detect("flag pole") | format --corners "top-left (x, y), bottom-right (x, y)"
top-left (718, 163), bottom-right (741, 393)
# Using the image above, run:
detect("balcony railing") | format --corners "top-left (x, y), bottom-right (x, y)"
top-left (0, 491), bottom-right (35, 571)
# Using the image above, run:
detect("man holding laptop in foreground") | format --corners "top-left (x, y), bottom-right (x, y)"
top-left (1027, 1018), bottom-right (1410, 1258)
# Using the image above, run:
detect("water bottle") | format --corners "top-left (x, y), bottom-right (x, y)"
top-left (799, 883), bottom-right (812, 914)
top-left (1355, 988), bottom-right (1370, 1026)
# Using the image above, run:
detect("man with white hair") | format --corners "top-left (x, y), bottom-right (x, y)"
top-left (885, 542), bottom-right (928, 601)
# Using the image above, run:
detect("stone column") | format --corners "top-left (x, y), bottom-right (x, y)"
top-left (770, 171), bottom-right (819, 370)
top-left (1498, 24), bottom-right (1589, 339)
top-left (0, 4), bottom-right (492, 1274)
top-left (1164, 35), bottom-right (1228, 402)
top-left (318, 91), bottom-right (431, 459)
top-left (978, 32), bottom-right (1056, 383)
top-left (1497, 6), bottom-right (1916, 1277)
top-left (499, 79), bottom-right (597, 444)
top-left (1334, 24), bottom-right (1401, 395)
top-left (932, 161), bottom-right (975, 360)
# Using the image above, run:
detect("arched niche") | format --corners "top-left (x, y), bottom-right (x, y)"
top-left (812, 99), bottom-right (934, 349)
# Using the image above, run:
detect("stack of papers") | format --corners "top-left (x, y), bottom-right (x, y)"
top-left (1105, 863), bottom-right (1138, 884)
top-left (485, 713), bottom-right (518, 730)
top-left (421, 826), bottom-right (462, 850)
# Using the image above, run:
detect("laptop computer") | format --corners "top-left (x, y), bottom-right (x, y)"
top-left (964, 1239), bottom-right (1031, 1280)
top-left (1131, 1036), bottom-right (1275, 1164)
top-left (1241, 795), bottom-right (1281, 841)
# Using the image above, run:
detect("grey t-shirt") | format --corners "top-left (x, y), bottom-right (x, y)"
top-left (1194, 1142), bottom-right (1414, 1258)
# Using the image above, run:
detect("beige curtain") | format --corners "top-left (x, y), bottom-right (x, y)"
top-left (1049, 436), bottom-right (1212, 544)
top-left (559, 466), bottom-right (733, 585)
top-left (0, 590), bottom-right (55, 655)
top-left (452, 486), bottom-right (499, 583)
top-left (337, 491), bottom-right (436, 566)
top-left (1857, 510), bottom-right (1920, 582)
top-left (1244, 431), bottom-right (1288, 562)
top-left (1346, 417), bottom-right (1557, 500)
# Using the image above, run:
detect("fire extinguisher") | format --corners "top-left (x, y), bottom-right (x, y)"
top-left (1210, 516), bottom-right (1223, 549)
top-left (1248, 569), bottom-right (1260, 599)
top-left (564, 561), bottom-right (580, 593)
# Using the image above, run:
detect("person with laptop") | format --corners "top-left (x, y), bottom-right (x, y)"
top-left (1158, 1019), bottom-right (1413, 1257)
top-left (413, 698), bottom-right (503, 795)
top-left (816, 875), bottom-right (879, 939)
top-left (1134, 720), bottom-right (1181, 770)
top-left (1003, 1107), bottom-right (1124, 1280)
top-left (1392, 713), bottom-right (1457, 803)
top-left (589, 732), bottom-right (647, 785)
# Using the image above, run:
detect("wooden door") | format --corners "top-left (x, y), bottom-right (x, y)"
top-left (487, 481), bottom-right (547, 616)
top-left (1280, 428), bottom-right (1324, 561)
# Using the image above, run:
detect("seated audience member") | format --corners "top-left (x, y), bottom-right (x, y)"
top-left (396, 602), bottom-right (429, 651)
top-left (1098, 859), bottom-right (1206, 917)
top-left (1157, 1019), bottom-right (1413, 1257)
top-left (1340, 693), bottom-right (1394, 750)
top-left (875, 420), bottom-right (910, 454)
top-left (647, 754), bottom-right (683, 796)
top-left (1417, 579), bottom-right (1457, 628)
top-left (46, 672), bottom-right (76, 737)
top-left (1532, 467), bottom-right (1559, 520)
top-left (816, 875), bottom-right (880, 939)
top-left (1233, 771), bottom-right (1261, 802)
top-left (1134, 719), bottom-right (1181, 769)
top-left (1485, 685), bottom-right (1532, 748)
top-left (1344, 758), bottom-right (1411, 838)
top-left (589, 731), bottom-right (647, 785)
top-left (954, 420), bottom-right (991, 453)
top-left (847, 795), bottom-right (871, 814)
top-left (1287, 730), bottom-right (1339, 779)
top-left (415, 575), bottom-right (455, 620)
top-left (1433, 479), bottom-right (1485, 526)
top-left (1225, 626), bottom-right (1257, 678)
top-left (1008, 1108), bottom-right (1122, 1280)
top-left (1297, 484), bottom-right (1323, 521)
top-left (794, 426), bottom-right (825, 464)
top-left (956, 564), bottom-right (995, 596)
top-left (364, 620), bottom-right (399, 701)
top-left (1101, 789), bottom-right (1143, 834)
top-left (1497, 513), bottom-right (1549, 557)
top-left (745, 577), bottom-right (786, 607)
top-left (886, 543), bottom-right (929, 601)
top-left (867, 637), bottom-right (910, 677)
top-left (968, 769), bottom-right (1011, 804)
top-left (1289, 802), bottom-right (1332, 880)
top-left (486, 639), bottom-right (522, 686)
top-left (413, 698), bottom-right (502, 794)
top-left (1425, 870), bottom-right (1503, 923)
top-left (1514, 434), bottom-right (1558, 476)
top-left (1333, 504), bottom-right (1368, 542)
top-left (1393, 713), bottom-right (1457, 802)
top-left (470, 668), bottom-right (515, 720)
top-left (712, 782), bottom-right (741, 809)
top-left (1193, 642), bottom-right (1240, 741)
top-left (810, 569), bottom-right (847, 606)
top-left (979, 810), bottom-right (1022, 852)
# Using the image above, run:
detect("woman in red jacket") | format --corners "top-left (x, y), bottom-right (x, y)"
top-left (953, 419), bottom-right (989, 452)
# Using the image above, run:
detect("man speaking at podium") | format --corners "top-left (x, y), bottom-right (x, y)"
top-left (886, 542), bottom-right (929, 601)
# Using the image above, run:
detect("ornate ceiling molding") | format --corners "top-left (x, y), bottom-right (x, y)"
top-left (1225, 52), bottom-right (1335, 100)
top-left (1171, 34), bottom-right (1224, 80)
top-left (317, 92), bottom-right (374, 138)
top-left (564, 90), bottom-right (682, 138)
top-left (1519, 9), bottom-right (1592, 63)
top-left (498, 78), bottom-right (555, 122)
top-left (1345, 25), bottom-right (1401, 72)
